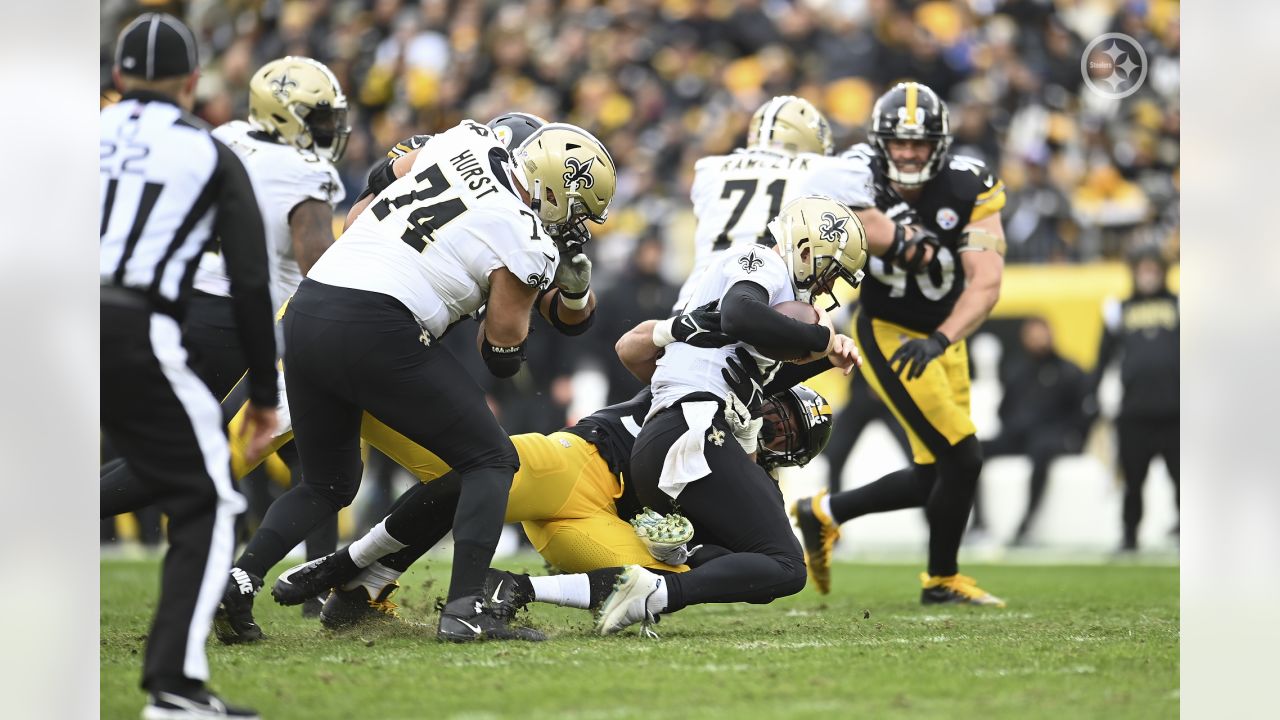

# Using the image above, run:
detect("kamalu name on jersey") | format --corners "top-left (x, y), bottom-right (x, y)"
top-left (308, 119), bottom-right (557, 338)
top-left (851, 143), bottom-right (1006, 333)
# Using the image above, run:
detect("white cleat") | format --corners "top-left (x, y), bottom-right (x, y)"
top-left (595, 565), bottom-right (663, 638)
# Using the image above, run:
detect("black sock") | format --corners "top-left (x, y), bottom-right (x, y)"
top-left (236, 485), bottom-right (342, 577)
top-left (446, 466), bottom-right (514, 600)
top-left (829, 465), bottom-right (936, 524)
top-left (925, 437), bottom-right (982, 577)
top-left (586, 568), bottom-right (624, 608)
top-left (511, 573), bottom-right (535, 606)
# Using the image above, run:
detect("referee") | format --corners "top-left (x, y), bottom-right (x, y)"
top-left (101, 13), bottom-right (277, 719)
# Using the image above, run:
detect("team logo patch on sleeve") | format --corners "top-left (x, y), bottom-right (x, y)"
top-left (526, 271), bottom-right (551, 289)
top-left (936, 207), bottom-right (960, 230)
top-left (818, 212), bottom-right (849, 243)
top-left (562, 157), bottom-right (596, 190)
top-left (739, 250), bottom-right (764, 273)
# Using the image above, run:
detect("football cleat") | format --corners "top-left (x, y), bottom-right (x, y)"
top-left (919, 573), bottom-right (1006, 607)
top-left (143, 689), bottom-right (259, 719)
top-left (595, 565), bottom-right (663, 638)
top-left (213, 567), bottom-right (264, 644)
top-left (437, 595), bottom-right (546, 642)
top-left (319, 582), bottom-right (401, 629)
top-left (630, 509), bottom-right (696, 565)
top-left (271, 549), bottom-right (359, 606)
top-left (483, 568), bottom-right (533, 620)
top-left (301, 594), bottom-right (326, 619)
top-left (792, 491), bottom-right (841, 594)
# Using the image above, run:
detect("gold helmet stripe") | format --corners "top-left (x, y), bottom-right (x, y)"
top-left (759, 96), bottom-right (792, 148)
top-left (904, 82), bottom-right (919, 127)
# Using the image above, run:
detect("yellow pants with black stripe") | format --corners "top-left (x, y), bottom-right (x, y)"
top-left (853, 311), bottom-right (976, 465)
top-left (228, 408), bottom-right (685, 574)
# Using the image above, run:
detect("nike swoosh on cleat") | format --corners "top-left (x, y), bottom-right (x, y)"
top-left (458, 618), bottom-right (482, 635)
top-left (491, 580), bottom-right (505, 604)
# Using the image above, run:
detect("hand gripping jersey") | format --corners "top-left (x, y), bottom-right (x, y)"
top-left (308, 119), bottom-right (558, 338)
top-left (652, 244), bottom-right (793, 413)
top-left (847, 143), bottom-right (1006, 333)
top-left (678, 148), bottom-right (875, 310)
top-left (192, 120), bottom-right (345, 309)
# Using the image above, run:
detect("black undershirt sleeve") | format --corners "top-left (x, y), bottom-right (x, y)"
top-left (720, 281), bottom-right (830, 355)
top-left (763, 357), bottom-right (835, 397)
top-left (211, 139), bottom-right (279, 407)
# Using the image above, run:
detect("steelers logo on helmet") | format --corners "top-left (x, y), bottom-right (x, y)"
top-left (493, 125), bottom-right (513, 148)
top-left (936, 207), bottom-right (960, 230)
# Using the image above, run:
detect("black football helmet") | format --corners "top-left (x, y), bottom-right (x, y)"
top-left (869, 82), bottom-right (952, 187)
top-left (757, 384), bottom-right (834, 471)
top-left (487, 111), bottom-right (547, 151)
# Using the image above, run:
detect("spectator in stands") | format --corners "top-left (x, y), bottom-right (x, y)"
top-left (978, 317), bottom-right (1091, 546)
top-left (1094, 246), bottom-right (1179, 552)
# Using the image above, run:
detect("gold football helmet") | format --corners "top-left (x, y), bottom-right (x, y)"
top-left (748, 96), bottom-right (833, 156)
top-left (767, 195), bottom-right (868, 309)
top-left (248, 57), bottom-right (350, 162)
top-left (511, 123), bottom-right (616, 237)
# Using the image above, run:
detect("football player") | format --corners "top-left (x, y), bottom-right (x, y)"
top-left (792, 82), bottom-right (1008, 606)
top-left (223, 119), bottom-right (615, 643)
top-left (265, 381), bottom-right (834, 628)
top-left (550, 196), bottom-right (869, 637)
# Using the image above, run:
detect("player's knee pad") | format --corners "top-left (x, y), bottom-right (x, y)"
top-left (945, 435), bottom-right (984, 481)
top-left (298, 479), bottom-right (358, 510)
top-left (778, 552), bottom-right (809, 598)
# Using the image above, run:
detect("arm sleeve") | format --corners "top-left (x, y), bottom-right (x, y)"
top-left (720, 281), bottom-right (830, 355)
top-left (211, 139), bottom-right (279, 407)
top-left (762, 356), bottom-right (834, 397)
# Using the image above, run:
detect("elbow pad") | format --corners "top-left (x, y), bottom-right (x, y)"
top-left (548, 292), bottom-right (595, 336)
top-left (481, 336), bottom-right (526, 378)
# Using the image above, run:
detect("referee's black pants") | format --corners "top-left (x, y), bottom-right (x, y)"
top-left (629, 397), bottom-right (807, 612)
top-left (101, 301), bottom-right (245, 693)
top-left (274, 279), bottom-right (518, 600)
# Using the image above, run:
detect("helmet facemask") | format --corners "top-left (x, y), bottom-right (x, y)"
top-left (757, 386), bottom-right (833, 471)
top-left (295, 101), bottom-right (350, 163)
top-left (871, 82), bottom-right (952, 187)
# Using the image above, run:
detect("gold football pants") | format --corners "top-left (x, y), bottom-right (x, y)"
top-left (853, 312), bottom-right (976, 465)
top-left (228, 408), bottom-right (685, 573)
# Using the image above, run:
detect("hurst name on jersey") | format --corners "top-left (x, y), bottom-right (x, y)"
top-left (308, 119), bottom-right (558, 338)
top-left (193, 120), bottom-right (345, 309)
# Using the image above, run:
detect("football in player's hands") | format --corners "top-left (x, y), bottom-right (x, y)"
top-left (753, 300), bottom-right (824, 361)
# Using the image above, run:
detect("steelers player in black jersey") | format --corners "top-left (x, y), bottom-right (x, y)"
top-left (794, 82), bottom-right (1008, 605)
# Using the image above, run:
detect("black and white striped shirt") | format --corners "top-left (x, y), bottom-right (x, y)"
top-left (100, 90), bottom-right (278, 406)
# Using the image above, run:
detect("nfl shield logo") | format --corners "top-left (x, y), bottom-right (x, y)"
top-left (936, 207), bottom-right (960, 230)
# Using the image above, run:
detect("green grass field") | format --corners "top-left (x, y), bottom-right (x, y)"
top-left (102, 557), bottom-right (1178, 720)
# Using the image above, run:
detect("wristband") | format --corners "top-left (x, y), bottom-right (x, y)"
top-left (560, 287), bottom-right (590, 310)
top-left (651, 317), bottom-right (677, 348)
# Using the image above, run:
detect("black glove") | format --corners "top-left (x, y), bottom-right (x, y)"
top-left (889, 331), bottom-right (950, 380)
top-left (884, 223), bottom-right (940, 273)
top-left (722, 346), bottom-right (765, 419)
top-left (656, 301), bottom-right (733, 349)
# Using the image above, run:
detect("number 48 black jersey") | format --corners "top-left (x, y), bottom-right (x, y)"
top-left (846, 144), bottom-right (1006, 333)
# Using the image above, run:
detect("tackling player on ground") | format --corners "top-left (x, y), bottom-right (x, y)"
top-left (793, 82), bottom-right (1009, 606)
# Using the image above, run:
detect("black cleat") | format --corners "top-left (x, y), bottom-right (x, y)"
top-left (437, 595), bottom-right (546, 642)
top-left (483, 568), bottom-right (534, 620)
top-left (271, 549), bottom-right (359, 606)
top-left (213, 567), bottom-right (264, 644)
top-left (143, 689), bottom-right (259, 719)
top-left (319, 583), bottom-right (401, 629)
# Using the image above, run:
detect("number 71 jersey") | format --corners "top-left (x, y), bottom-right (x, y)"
top-left (308, 120), bottom-right (558, 338)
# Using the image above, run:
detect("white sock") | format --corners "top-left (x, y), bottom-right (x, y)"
top-left (529, 574), bottom-right (592, 609)
top-left (820, 494), bottom-right (834, 523)
top-left (342, 561), bottom-right (403, 594)
top-left (348, 520), bottom-right (407, 568)
top-left (648, 576), bottom-right (669, 614)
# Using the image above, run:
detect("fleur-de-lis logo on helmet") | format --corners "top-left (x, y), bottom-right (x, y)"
top-left (269, 72), bottom-right (298, 103)
top-left (818, 211), bottom-right (849, 244)
top-left (562, 156), bottom-right (596, 190)
top-left (739, 250), bottom-right (764, 273)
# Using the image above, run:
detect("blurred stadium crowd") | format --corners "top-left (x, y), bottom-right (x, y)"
top-left (100, 0), bottom-right (1180, 550)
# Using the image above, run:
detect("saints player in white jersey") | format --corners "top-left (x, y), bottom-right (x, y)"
top-left (229, 118), bottom-right (616, 643)
top-left (544, 196), bottom-right (869, 636)
top-left (677, 96), bottom-right (878, 310)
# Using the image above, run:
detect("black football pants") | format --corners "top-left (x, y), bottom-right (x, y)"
top-left (628, 398), bottom-right (807, 612)
top-left (101, 302), bottom-right (245, 693)
top-left (267, 279), bottom-right (518, 601)
top-left (1118, 415), bottom-right (1180, 547)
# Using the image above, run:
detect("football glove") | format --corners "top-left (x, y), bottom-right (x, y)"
top-left (630, 509), bottom-right (698, 566)
top-left (889, 330), bottom-right (950, 380)
top-left (652, 301), bottom-right (732, 349)
top-left (554, 250), bottom-right (592, 309)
